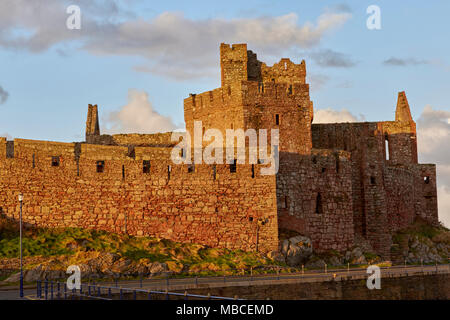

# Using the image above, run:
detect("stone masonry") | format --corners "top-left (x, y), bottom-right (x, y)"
top-left (0, 44), bottom-right (439, 258)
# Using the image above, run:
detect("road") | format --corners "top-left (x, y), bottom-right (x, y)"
top-left (1, 264), bottom-right (448, 300)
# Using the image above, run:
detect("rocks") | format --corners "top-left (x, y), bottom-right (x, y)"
top-left (305, 258), bottom-right (326, 269)
top-left (281, 236), bottom-right (313, 266)
top-left (400, 235), bottom-right (450, 264)
top-left (344, 247), bottom-right (367, 265)
top-left (267, 250), bottom-right (285, 264)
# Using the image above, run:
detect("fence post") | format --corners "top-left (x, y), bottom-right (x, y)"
top-left (347, 263), bottom-right (350, 274)
top-left (108, 288), bottom-right (112, 299)
top-left (98, 286), bottom-right (101, 297)
top-left (148, 291), bottom-right (152, 300)
top-left (165, 290), bottom-right (169, 300)
top-left (302, 265), bottom-right (304, 275)
top-left (324, 264), bottom-right (327, 274)
top-left (64, 283), bottom-right (67, 300)
top-left (37, 280), bottom-right (41, 299)
top-left (277, 268), bottom-right (279, 280)
top-left (44, 279), bottom-right (48, 300)
top-left (120, 288), bottom-right (123, 300)
top-left (195, 276), bottom-right (198, 287)
top-left (250, 267), bottom-right (253, 281)
top-left (166, 273), bottom-right (169, 288)
top-left (133, 290), bottom-right (137, 300)
top-left (184, 291), bottom-right (188, 300)
top-left (140, 274), bottom-right (143, 288)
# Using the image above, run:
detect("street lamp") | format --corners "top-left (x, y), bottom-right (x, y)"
top-left (18, 193), bottom-right (23, 298)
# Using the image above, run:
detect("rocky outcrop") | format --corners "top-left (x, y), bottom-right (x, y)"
top-left (281, 236), bottom-right (313, 266)
top-left (393, 234), bottom-right (450, 264)
top-left (2, 252), bottom-right (170, 283)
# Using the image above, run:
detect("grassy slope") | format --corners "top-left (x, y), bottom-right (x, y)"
top-left (0, 215), bottom-right (285, 275)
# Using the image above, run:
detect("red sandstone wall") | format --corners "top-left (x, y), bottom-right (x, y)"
top-left (312, 120), bottom-right (439, 258)
top-left (276, 149), bottom-right (354, 252)
top-left (0, 139), bottom-right (279, 253)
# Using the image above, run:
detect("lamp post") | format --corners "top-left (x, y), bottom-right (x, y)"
top-left (18, 193), bottom-right (23, 298)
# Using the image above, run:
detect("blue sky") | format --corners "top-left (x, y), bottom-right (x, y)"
top-left (0, 0), bottom-right (448, 141)
top-left (0, 0), bottom-right (449, 224)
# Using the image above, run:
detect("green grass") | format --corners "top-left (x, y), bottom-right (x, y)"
top-left (392, 217), bottom-right (450, 246)
top-left (0, 214), bottom-right (284, 275)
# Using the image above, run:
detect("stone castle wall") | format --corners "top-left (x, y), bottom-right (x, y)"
top-left (0, 138), bottom-right (279, 253)
top-left (276, 149), bottom-right (354, 252)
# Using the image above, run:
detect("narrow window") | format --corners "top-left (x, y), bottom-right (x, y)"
top-left (143, 160), bottom-right (151, 174)
top-left (288, 85), bottom-right (292, 95)
top-left (284, 196), bottom-right (288, 209)
top-left (228, 86), bottom-right (231, 96)
top-left (231, 123), bottom-right (234, 130)
top-left (315, 193), bottom-right (323, 214)
top-left (188, 164), bottom-right (195, 173)
top-left (424, 176), bottom-right (430, 184)
top-left (385, 135), bottom-right (390, 160)
top-left (76, 160), bottom-right (80, 176)
top-left (52, 156), bottom-right (60, 167)
top-left (275, 114), bottom-right (280, 126)
top-left (230, 159), bottom-right (237, 173)
top-left (251, 164), bottom-right (255, 178)
top-left (180, 148), bottom-right (184, 159)
top-left (32, 153), bottom-right (35, 168)
top-left (122, 165), bottom-right (125, 180)
top-left (370, 176), bottom-right (376, 185)
top-left (213, 165), bottom-right (217, 180)
top-left (335, 156), bottom-right (340, 173)
top-left (96, 161), bottom-right (105, 173)
top-left (167, 165), bottom-right (171, 180)
top-left (321, 167), bottom-right (326, 173)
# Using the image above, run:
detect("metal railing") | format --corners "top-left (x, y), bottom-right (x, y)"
top-left (36, 279), bottom-right (243, 301)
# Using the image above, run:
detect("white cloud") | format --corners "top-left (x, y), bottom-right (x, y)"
top-left (103, 89), bottom-right (176, 134)
top-left (417, 105), bottom-right (450, 227)
top-left (0, 1), bottom-right (351, 80)
top-left (313, 108), bottom-right (364, 123)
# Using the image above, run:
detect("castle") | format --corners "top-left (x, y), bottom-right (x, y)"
top-left (0, 43), bottom-right (439, 259)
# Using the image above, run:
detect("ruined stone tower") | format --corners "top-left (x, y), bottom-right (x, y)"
top-left (85, 104), bottom-right (100, 142)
